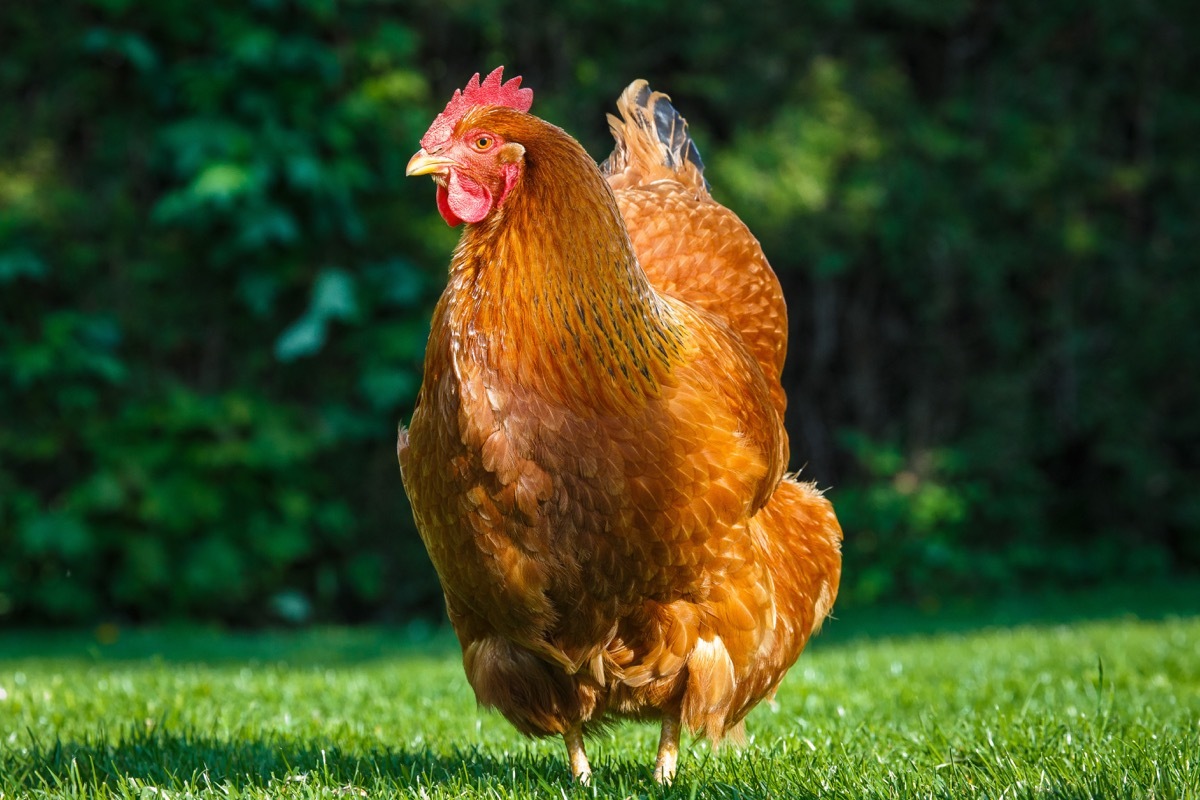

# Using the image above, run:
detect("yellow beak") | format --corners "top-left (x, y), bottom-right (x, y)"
top-left (406, 149), bottom-right (456, 177)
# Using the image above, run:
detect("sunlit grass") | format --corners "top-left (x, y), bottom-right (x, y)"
top-left (1, 603), bottom-right (1197, 798)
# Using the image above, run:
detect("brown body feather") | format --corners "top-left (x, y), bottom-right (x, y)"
top-left (400, 83), bottom-right (841, 759)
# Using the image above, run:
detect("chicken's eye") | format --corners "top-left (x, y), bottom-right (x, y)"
top-left (473, 135), bottom-right (494, 151)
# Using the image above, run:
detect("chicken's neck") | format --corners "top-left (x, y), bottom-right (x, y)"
top-left (446, 141), bottom-right (685, 412)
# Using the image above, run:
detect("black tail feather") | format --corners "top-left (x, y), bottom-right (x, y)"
top-left (602, 80), bottom-right (710, 193)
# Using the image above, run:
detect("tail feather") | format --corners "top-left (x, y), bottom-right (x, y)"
top-left (601, 79), bottom-right (710, 194)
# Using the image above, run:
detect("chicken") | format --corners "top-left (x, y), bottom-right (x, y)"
top-left (399, 67), bottom-right (842, 784)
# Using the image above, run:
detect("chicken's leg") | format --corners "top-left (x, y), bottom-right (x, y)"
top-left (564, 724), bottom-right (591, 784)
top-left (653, 717), bottom-right (680, 784)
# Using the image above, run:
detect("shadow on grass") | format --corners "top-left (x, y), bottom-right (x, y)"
top-left (1, 729), bottom-right (774, 798)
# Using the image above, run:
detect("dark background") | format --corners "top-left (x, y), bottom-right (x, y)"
top-left (1, 0), bottom-right (1196, 625)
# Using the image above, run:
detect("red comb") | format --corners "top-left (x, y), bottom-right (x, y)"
top-left (420, 67), bottom-right (534, 149)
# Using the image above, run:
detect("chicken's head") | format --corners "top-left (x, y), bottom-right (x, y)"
top-left (407, 67), bottom-right (534, 227)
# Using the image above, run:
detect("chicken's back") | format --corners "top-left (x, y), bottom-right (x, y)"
top-left (601, 81), bottom-right (842, 738)
top-left (602, 81), bottom-right (789, 413)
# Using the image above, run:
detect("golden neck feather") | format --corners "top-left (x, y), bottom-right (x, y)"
top-left (445, 120), bottom-right (684, 412)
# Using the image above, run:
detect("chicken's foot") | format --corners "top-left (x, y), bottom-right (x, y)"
top-left (564, 724), bottom-right (591, 784)
top-left (653, 717), bottom-right (680, 784)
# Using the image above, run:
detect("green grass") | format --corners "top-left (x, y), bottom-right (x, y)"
top-left (1, 591), bottom-right (1198, 799)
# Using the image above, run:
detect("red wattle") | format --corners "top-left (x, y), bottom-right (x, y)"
top-left (446, 171), bottom-right (493, 224)
top-left (436, 184), bottom-right (463, 227)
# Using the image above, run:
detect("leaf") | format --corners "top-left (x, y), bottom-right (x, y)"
top-left (192, 163), bottom-right (253, 200)
top-left (77, 316), bottom-right (122, 351)
top-left (237, 207), bottom-right (299, 249)
top-left (183, 538), bottom-right (247, 601)
top-left (19, 512), bottom-right (93, 558)
top-left (0, 250), bottom-right (47, 283)
top-left (69, 470), bottom-right (127, 513)
top-left (274, 312), bottom-right (327, 362)
top-left (311, 268), bottom-right (358, 321)
top-left (359, 69), bottom-right (426, 105)
top-left (359, 368), bottom-right (416, 410)
top-left (275, 269), bottom-right (359, 361)
top-left (82, 28), bottom-right (159, 71)
top-left (285, 155), bottom-right (325, 191)
top-left (365, 258), bottom-right (424, 307)
top-left (238, 272), bottom-right (281, 316)
top-left (269, 589), bottom-right (313, 624)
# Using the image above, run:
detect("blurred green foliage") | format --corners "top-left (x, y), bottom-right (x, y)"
top-left (1, 0), bottom-right (1196, 623)
top-left (0, 0), bottom-right (445, 622)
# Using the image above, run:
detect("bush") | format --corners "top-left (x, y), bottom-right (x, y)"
top-left (0, 1), bottom-right (445, 622)
top-left (1, 0), bottom-right (1196, 622)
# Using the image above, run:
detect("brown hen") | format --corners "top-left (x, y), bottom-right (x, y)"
top-left (400, 68), bottom-right (842, 784)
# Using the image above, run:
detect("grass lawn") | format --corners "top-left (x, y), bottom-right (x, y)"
top-left (1, 586), bottom-right (1198, 799)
